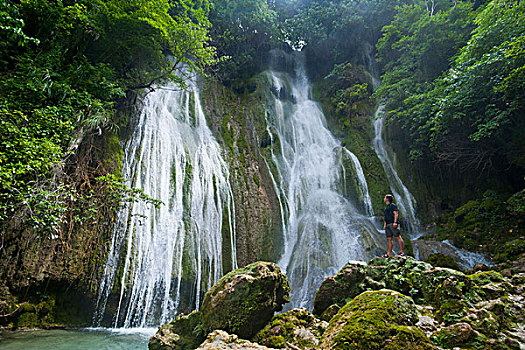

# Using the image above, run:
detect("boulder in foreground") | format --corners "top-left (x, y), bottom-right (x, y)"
top-left (319, 289), bottom-right (435, 350)
top-left (201, 261), bottom-right (290, 339)
top-left (253, 308), bottom-right (327, 349)
top-left (149, 261), bottom-right (290, 349)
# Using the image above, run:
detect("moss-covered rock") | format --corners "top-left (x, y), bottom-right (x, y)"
top-left (319, 290), bottom-right (435, 350)
top-left (319, 304), bottom-right (341, 322)
top-left (434, 189), bottom-right (525, 264)
top-left (149, 311), bottom-right (205, 350)
top-left (253, 308), bottom-right (327, 349)
top-left (468, 271), bottom-right (505, 285)
top-left (201, 261), bottom-right (290, 339)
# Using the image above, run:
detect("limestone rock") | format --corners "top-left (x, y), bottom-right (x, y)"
top-left (319, 289), bottom-right (436, 350)
top-left (196, 330), bottom-right (276, 350)
top-left (201, 261), bottom-right (290, 339)
top-left (253, 308), bottom-right (327, 349)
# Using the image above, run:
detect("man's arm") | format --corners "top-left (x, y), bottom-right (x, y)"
top-left (393, 211), bottom-right (399, 228)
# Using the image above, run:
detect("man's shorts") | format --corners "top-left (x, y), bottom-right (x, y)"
top-left (385, 223), bottom-right (401, 238)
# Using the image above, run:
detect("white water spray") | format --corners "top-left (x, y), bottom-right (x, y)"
top-left (93, 80), bottom-right (236, 328)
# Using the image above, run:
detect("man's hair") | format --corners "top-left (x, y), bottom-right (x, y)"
top-left (385, 194), bottom-right (394, 204)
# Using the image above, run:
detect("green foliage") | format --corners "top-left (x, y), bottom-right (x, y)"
top-left (325, 62), bottom-right (373, 123)
top-left (0, 0), bottom-right (215, 238)
top-left (209, 0), bottom-right (280, 82)
top-left (376, 0), bottom-right (525, 176)
top-left (285, 0), bottom-right (412, 77)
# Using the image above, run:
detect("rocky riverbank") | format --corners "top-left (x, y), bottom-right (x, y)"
top-left (150, 256), bottom-right (524, 350)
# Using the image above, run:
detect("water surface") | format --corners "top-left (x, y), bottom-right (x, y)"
top-left (0, 328), bottom-right (154, 350)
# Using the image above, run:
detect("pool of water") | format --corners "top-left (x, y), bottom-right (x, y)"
top-left (0, 328), bottom-right (156, 349)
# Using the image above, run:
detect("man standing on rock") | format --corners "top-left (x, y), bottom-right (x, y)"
top-left (383, 194), bottom-right (405, 257)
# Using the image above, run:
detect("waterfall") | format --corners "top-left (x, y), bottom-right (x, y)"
top-left (372, 105), bottom-right (420, 235)
top-left (264, 53), bottom-right (382, 309)
top-left (93, 79), bottom-right (236, 328)
top-left (343, 149), bottom-right (374, 216)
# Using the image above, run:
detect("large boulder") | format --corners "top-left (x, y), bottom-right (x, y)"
top-left (253, 308), bottom-right (327, 349)
top-left (196, 330), bottom-right (276, 350)
top-left (201, 261), bottom-right (290, 339)
top-left (319, 289), bottom-right (435, 350)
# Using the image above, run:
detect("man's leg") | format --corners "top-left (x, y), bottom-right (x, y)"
top-left (395, 235), bottom-right (405, 254)
top-left (387, 237), bottom-right (393, 257)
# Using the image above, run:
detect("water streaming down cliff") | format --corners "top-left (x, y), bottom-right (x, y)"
top-left (343, 149), bottom-right (374, 216)
top-left (372, 105), bottom-right (421, 235)
top-left (264, 53), bottom-right (383, 309)
top-left (93, 79), bottom-right (237, 328)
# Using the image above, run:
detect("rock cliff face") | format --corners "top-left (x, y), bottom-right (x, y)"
top-left (200, 78), bottom-right (283, 267)
top-left (151, 256), bottom-right (524, 350)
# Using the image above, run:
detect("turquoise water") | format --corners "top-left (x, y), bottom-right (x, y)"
top-left (0, 328), bottom-right (155, 349)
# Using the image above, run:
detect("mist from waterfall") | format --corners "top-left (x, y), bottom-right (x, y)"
top-left (93, 80), bottom-right (236, 328)
top-left (264, 52), bottom-right (383, 309)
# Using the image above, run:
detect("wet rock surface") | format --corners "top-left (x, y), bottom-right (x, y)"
top-left (151, 256), bottom-right (524, 350)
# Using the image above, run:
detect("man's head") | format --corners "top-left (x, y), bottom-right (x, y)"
top-left (384, 194), bottom-right (394, 204)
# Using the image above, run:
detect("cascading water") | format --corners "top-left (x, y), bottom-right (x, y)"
top-left (372, 105), bottom-right (420, 235)
top-left (343, 149), bottom-right (374, 216)
top-left (264, 53), bottom-right (383, 309)
top-left (93, 79), bottom-right (236, 328)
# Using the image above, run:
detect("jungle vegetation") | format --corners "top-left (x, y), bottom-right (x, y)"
top-left (1, 0), bottom-right (523, 259)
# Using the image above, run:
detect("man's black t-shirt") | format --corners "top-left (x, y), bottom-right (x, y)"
top-left (384, 203), bottom-right (399, 224)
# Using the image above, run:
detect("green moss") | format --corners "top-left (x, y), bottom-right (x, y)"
top-left (320, 290), bottom-right (433, 350)
top-left (436, 300), bottom-right (469, 324)
top-left (434, 189), bottom-right (524, 263)
top-left (105, 133), bottom-right (124, 177)
top-left (467, 271), bottom-right (504, 285)
top-left (149, 311), bottom-right (205, 350)
top-left (254, 308), bottom-right (325, 349)
top-left (201, 261), bottom-right (290, 339)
